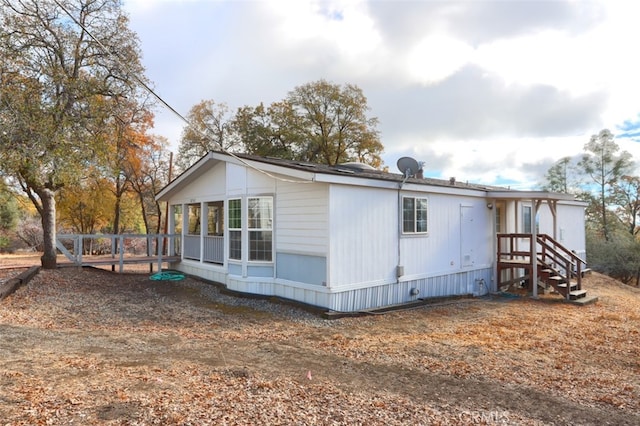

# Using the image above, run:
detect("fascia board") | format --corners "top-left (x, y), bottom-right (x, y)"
top-left (312, 173), bottom-right (400, 189)
top-left (486, 190), bottom-right (578, 201)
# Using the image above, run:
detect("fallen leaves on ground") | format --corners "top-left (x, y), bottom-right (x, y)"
top-left (1, 262), bottom-right (639, 425)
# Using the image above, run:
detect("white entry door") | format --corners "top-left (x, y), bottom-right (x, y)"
top-left (460, 205), bottom-right (476, 267)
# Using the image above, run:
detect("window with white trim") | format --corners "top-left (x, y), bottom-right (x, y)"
top-left (523, 205), bottom-right (539, 233)
top-left (228, 199), bottom-right (242, 260)
top-left (402, 197), bottom-right (428, 234)
top-left (248, 197), bottom-right (273, 261)
top-left (187, 204), bottom-right (201, 235)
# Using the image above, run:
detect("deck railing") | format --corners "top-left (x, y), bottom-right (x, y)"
top-left (56, 233), bottom-right (181, 272)
top-left (497, 233), bottom-right (587, 299)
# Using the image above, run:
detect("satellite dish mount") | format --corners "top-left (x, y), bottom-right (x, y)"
top-left (397, 156), bottom-right (420, 177)
top-left (396, 157), bottom-right (420, 184)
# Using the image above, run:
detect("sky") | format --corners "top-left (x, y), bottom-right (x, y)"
top-left (122, 0), bottom-right (640, 189)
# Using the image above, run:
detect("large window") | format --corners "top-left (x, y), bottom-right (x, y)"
top-left (248, 197), bottom-right (273, 261)
top-left (187, 204), bottom-right (201, 235)
top-left (207, 201), bottom-right (224, 236)
top-left (403, 197), bottom-right (428, 234)
top-left (228, 199), bottom-right (242, 260)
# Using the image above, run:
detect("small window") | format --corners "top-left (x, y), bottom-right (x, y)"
top-left (523, 206), bottom-right (539, 233)
top-left (228, 199), bottom-right (242, 260)
top-left (523, 206), bottom-right (531, 233)
top-left (403, 197), bottom-right (428, 234)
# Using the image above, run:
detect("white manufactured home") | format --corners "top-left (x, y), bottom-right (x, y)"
top-left (156, 151), bottom-right (588, 312)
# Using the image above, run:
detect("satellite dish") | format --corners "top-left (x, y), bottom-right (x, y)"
top-left (396, 156), bottom-right (420, 178)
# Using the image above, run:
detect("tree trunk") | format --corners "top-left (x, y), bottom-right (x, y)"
top-left (38, 187), bottom-right (57, 269)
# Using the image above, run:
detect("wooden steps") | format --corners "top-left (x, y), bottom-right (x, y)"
top-left (497, 233), bottom-right (589, 302)
top-left (569, 289), bottom-right (587, 300)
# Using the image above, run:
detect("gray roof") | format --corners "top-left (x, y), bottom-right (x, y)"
top-left (232, 152), bottom-right (506, 192)
top-left (157, 151), bottom-right (580, 203)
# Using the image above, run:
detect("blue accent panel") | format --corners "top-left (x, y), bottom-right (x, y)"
top-left (228, 263), bottom-right (242, 276)
top-left (247, 265), bottom-right (274, 277)
top-left (276, 253), bottom-right (326, 286)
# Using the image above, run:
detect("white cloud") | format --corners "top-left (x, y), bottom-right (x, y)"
top-left (406, 35), bottom-right (474, 85)
top-left (122, 0), bottom-right (640, 189)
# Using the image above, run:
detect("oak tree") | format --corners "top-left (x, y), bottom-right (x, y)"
top-left (176, 100), bottom-right (235, 173)
top-left (285, 80), bottom-right (383, 167)
top-left (0, 0), bottom-right (148, 268)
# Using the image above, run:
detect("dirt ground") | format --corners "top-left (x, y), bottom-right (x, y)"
top-left (1, 255), bottom-right (639, 425)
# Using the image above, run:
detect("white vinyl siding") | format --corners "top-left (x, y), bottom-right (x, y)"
top-left (276, 181), bottom-right (329, 254)
top-left (329, 185), bottom-right (397, 287)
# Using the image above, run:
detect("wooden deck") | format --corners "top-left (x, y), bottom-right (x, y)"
top-left (56, 233), bottom-right (182, 273)
top-left (58, 255), bottom-right (182, 272)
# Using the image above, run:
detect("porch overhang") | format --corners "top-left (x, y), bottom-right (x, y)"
top-left (485, 190), bottom-right (578, 202)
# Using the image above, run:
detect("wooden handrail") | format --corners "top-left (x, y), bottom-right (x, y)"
top-left (497, 233), bottom-right (586, 300)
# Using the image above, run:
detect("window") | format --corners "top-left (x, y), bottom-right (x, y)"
top-left (403, 197), bottom-right (428, 233)
top-left (523, 206), bottom-right (539, 233)
top-left (187, 204), bottom-right (201, 235)
top-left (172, 205), bottom-right (183, 234)
top-left (207, 201), bottom-right (224, 236)
top-left (228, 199), bottom-right (242, 260)
top-left (248, 197), bottom-right (273, 261)
top-left (495, 205), bottom-right (502, 233)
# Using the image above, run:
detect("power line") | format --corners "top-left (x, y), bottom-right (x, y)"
top-left (51, 0), bottom-right (313, 185)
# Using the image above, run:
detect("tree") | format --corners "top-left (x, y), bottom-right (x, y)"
top-left (285, 80), bottom-right (383, 167)
top-left (541, 156), bottom-right (578, 193)
top-left (189, 80), bottom-right (385, 169)
top-left (577, 129), bottom-right (633, 241)
top-left (231, 102), bottom-right (297, 159)
top-left (127, 135), bottom-right (172, 236)
top-left (611, 175), bottom-right (640, 236)
top-left (100, 96), bottom-right (156, 235)
top-left (176, 100), bottom-right (235, 173)
top-left (57, 174), bottom-right (114, 235)
top-left (0, 0), bottom-right (148, 268)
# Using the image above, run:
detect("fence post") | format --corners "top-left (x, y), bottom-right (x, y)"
top-left (119, 235), bottom-right (124, 273)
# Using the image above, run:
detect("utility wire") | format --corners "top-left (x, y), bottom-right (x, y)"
top-left (52, 0), bottom-right (313, 184)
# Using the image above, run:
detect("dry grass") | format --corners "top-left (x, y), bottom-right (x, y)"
top-left (1, 259), bottom-right (639, 425)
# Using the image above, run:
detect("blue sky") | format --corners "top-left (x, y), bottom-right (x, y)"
top-left (123, 0), bottom-right (640, 189)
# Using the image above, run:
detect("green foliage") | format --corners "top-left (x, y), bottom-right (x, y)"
top-left (577, 129), bottom-right (634, 241)
top-left (0, 187), bottom-right (19, 231)
top-left (540, 129), bottom-right (640, 284)
top-left (586, 229), bottom-right (640, 285)
top-left (540, 156), bottom-right (582, 194)
top-left (285, 80), bottom-right (383, 167)
top-left (179, 79), bottom-right (385, 171)
top-left (176, 100), bottom-right (234, 173)
top-left (0, 0), bottom-right (151, 266)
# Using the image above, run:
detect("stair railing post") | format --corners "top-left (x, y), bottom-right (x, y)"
top-left (531, 199), bottom-right (538, 299)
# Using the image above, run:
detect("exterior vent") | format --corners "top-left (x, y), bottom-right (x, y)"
top-left (338, 162), bottom-right (376, 171)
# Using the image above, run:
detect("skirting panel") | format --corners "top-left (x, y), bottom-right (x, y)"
top-left (171, 261), bottom-right (492, 313)
top-left (327, 268), bottom-right (492, 312)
